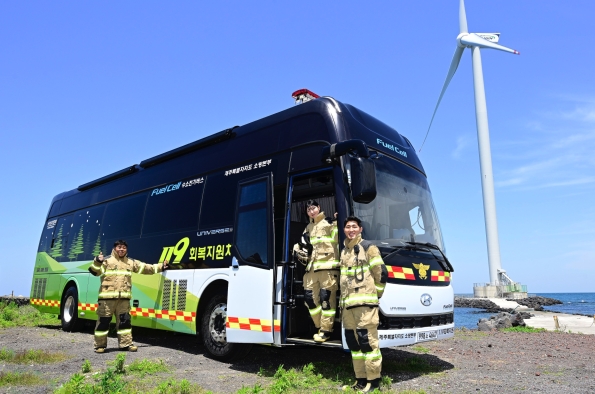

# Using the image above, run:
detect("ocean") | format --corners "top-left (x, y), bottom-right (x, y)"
top-left (454, 292), bottom-right (595, 329)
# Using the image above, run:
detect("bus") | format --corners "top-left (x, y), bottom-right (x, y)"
top-left (31, 93), bottom-right (454, 360)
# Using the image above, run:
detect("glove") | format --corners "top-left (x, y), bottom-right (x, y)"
top-left (295, 248), bottom-right (309, 264)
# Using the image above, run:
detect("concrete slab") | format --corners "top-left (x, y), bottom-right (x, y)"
top-left (487, 298), bottom-right (525, 310)
top-left (525, 311), bottom-right (595, 335)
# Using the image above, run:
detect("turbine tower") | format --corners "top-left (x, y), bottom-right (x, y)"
top-left (426, 0), bottom-right (519, 286)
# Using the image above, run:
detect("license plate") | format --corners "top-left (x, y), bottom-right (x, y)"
top-left (417, 330), bottom-right (438, 342)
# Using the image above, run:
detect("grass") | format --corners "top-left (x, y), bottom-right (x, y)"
top-left (128, 358), bottom-right (170, 377)
top-left (0, 301), bottom-right (59, 329)
top-left (0, 371), bottom-right (44, 387)
top-left (410, 345), bottom-right (431, 354)
top-left (55, 356), bottom-right (208, 394)
top-left (0, 348), bottom-right (70, 364)
top-left (501, 326), bottom-right (547, 333)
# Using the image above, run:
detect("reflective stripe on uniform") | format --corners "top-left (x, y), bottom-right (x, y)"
top-left (138, 263), bottom-right (146, 273)
top-left (100, 265), bottom-right (107, 275)
top-left (341, 266), bottom-right (370, 276)
top-left (312, 260), bottom-right (340, 270)
top-left (90, 262), bottom-right (102, 273)
top-left (351, 351), bottom-right (365, 360)
top-left (308, 306), bottom-right (322, 316)
top-left (117, 329), bottom-right (132, 336)
top-left (102, 270), bottom-right (132, 276)
top-left (364, 349), bottom-right (382, 360)
top-left (94, 330), bottom-right (109, 337)
top-left (98, 291), bottom-right (132, 299)
top-left (311, 236), bottom-right (337, 245)
top-left (369, 257), bottom-right (383, 268)
top-left (375, 283), bottom-right (385, 292)
top-left (321, 309), bottom-right (336, 317)
top-left (343, 293), bottom-right (379, 307)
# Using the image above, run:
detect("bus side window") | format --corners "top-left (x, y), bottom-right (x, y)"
top-left (101, 193), bottom-right (147, 249)
top-left (38, 219), bottom-right (57, 254)
top-left (48, 216), bottom-right (73, 262)
top-left (200, 173), bottom-right (237, 230)
top-left (235, 179), bottom-right (269, 265)
top-left (66, 206), bottom-right (106, 262)
top-left (142, 178), bottom-right (204, 236)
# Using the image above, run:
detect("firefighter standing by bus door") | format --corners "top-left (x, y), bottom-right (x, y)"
top-left (340, 216), bottom-right (388, 393)
top-left (89, 240), bottom-right (168, 353)
top-left (293, 200), bottom-right (339, 343)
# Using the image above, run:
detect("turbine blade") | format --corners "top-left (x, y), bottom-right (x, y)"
top-left (460, 33), bottom-right (520, 54)
top-left (420, 46), bottom-right (465, 152)
top-left (459, 0), bottom-right (468, 34)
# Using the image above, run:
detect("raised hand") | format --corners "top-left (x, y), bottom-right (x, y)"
top-left (97, 252), bottom-right (104, 262)
top-left (162, 260), bottom-right (169, 270)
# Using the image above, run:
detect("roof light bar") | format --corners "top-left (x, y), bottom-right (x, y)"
top-left (292, 89), bottom-right (320, 104)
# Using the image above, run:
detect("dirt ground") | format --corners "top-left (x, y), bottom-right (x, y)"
top-left (0, 324), bottom-right (594, 393)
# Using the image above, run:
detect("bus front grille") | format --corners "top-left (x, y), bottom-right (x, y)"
top-left (379, 312), bottom-right (453, 330)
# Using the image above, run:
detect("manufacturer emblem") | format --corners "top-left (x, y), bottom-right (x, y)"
top-left (420, 293), bottom-right (432, 307)
top-left (413, 263), bottom-right (430, 280)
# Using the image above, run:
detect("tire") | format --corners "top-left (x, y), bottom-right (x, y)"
top-left (200, 292), bottom-right (252, 361)
top-left (61, 286), bottom-right (84, 332)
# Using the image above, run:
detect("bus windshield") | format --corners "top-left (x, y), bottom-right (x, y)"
top-left (353, 155), bottom-right (445, 252)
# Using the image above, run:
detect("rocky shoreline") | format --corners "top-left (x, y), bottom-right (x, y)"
top-left (454, 295), bottom-right (563, 312)
top-left (0, 295), bottom-right (30, 307)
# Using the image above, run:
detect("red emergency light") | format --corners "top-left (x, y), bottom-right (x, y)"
top-left (292, 89), bottom-right (320, 104)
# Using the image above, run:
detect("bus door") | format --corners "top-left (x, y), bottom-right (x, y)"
top-left (227, 175), bottom-right (276, 343)
top-left (283, 169), bottom-right (339, 343)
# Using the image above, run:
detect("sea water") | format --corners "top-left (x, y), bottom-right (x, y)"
top-left (454, 292), bottom-right (595, 329)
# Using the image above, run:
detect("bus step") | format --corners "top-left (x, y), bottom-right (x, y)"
top-left (286, 337), bottom-right (343, 348)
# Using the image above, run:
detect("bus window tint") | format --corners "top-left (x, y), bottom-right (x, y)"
top-left (143, 178), bottom-right (204, 236)
top-left (67, 206), bottom-right (105, 261)
top-left (236, 180), bottom-right (268, 265)
top-left (101, 194), bottom-right (147, 242)
top-left (48, 216), bottom-right (72, 262)
top-left (38, 219), bottom-right (57, 253)
top-left (200, 173), bottom-right (237, 229)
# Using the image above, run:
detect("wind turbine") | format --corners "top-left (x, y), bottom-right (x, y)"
top-left (426, 0), bottom-right (519, 286)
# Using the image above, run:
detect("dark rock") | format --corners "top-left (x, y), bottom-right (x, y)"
top-left (507, 296), bottom-right (562, 311)
top-left (0, 296), bottom-right (30, 307)
top-left (477, 311), bottom-right (526, 331)
top-left (455, 297), bottom-right (507, 312)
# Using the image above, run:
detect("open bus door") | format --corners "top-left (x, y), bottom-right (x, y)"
top-left (226, 175), bottom-right (277, 343)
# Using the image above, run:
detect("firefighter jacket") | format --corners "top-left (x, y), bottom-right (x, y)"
top-left (294, 212), bottom-right (339, 272)
top-left (339, 235), bottom-right (388, 309)
top-left (89, 249), bottom-right (165, 300)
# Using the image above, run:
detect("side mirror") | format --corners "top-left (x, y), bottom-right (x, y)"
top-left (350, 157), bottom-right (377, 204)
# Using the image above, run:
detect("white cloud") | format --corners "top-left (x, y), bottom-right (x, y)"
top-left (451, 134), bottom-right (474, 159)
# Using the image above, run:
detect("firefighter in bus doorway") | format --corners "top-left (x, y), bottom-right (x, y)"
top-left (89, 240), bottom-right (168, 353)
top-left (340, 216), bottom-right (388, 393)
top-left (293, 200), bottom-right (339, 343)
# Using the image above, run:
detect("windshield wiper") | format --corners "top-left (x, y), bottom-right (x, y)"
top-left (406, 242), bottom-right (454, 273)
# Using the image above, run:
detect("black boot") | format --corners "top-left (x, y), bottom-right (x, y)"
top-left (342, 378), bottom-right (367, 391)
top-left (361, 378), bottom-right (381, 393)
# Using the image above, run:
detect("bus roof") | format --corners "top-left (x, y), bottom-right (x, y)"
top-left (46, 97), bottom-right (425, 218)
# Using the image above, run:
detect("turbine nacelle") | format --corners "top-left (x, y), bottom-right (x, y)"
top-left (458, 32), bottom-right (519, 54)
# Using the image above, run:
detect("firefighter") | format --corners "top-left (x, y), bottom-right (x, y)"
top-left (293, 200), bottom-right (339, 342)
top-left (89, 240), bottom-right (168, 353)
top-left (340, 216), bottom-right (388, 393)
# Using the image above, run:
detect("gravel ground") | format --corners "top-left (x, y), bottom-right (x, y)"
top-left (1, 324), bottom-right (594, 393)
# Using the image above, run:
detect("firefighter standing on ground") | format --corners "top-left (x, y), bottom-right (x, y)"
top-left (293, 200), bottom-right (339, 342)
top-left (89, 240), bottom-right (168, 353)
top-left (340, 216), bottom-right (388, 393)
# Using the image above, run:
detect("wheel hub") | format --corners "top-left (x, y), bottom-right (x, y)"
top-left (63, 295), bottom-right (75, 323)
top-left (208, 303), bottom-right (227, 344)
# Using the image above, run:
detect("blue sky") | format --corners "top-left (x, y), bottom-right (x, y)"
top-left (1, 1), bottom-right (594, 296)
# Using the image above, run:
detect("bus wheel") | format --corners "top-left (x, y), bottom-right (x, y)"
top-left (61, 286), bottom-right (83, 332)
top-left (200, 293), bottom-right (252, 361)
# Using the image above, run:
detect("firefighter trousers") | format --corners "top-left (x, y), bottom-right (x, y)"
top-left (94, 298), bottom-right (133, 349)
top-left (342, 306), bottom-right (382, 380)
top-left (303, 269), bottom-right (338, 333)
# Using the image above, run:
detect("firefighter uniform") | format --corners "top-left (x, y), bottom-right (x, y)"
top-left (89, 249), bottom-right (165, 350)
top-left (340, 234), bottom-right (388, 388)
top-left (293, 212), bottom-right (339, 337)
